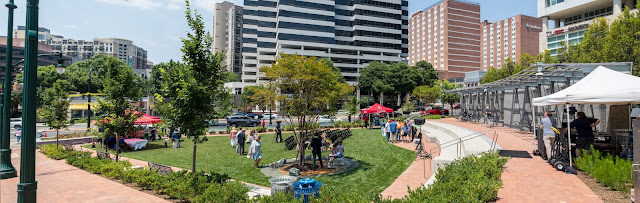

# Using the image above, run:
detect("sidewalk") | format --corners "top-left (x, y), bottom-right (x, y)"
top-left (0, 146), bottom-right (168, 203)
top-left (436, 118), bottom-right (601, 203)
top-left (380, 134), bottom-right (440, 199)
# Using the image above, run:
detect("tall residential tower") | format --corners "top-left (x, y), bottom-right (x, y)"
top-left (214, 1), bottom-right (243, 75)
top-left (480, 15), bottom-right (542, 70)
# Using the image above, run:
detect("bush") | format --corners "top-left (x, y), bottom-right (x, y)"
top-left (576, 146), bottom-right (632, 193)
top-left (403, 151), bottom-right (508, 202)
top-left (425, 115), bottom-right (442, 119)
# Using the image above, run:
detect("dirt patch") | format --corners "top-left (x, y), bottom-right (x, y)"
top-left (280, 161), bottom-right (339, 176)
top-left (576, 171), bottom-right (630, 203)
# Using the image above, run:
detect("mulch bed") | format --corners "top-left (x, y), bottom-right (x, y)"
top-left (280, 160), bottom-right (339, 176)
top-left (576, 171), bottom-right (630, 203)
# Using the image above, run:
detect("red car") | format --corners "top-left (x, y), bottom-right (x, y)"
top-left (427, 106), bottom-right (449, 116)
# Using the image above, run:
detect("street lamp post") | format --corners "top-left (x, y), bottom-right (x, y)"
top-left (0, 0), bottom-right (18, 180)
top-left (88, 67), bottom-right (96, 147)
top-left (18, 0), bottom-right (40, 201)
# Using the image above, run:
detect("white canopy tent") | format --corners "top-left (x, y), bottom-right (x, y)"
top-left (532, 66), bottom-right (640, 170)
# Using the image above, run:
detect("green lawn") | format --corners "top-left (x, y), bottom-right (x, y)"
top-left (84, 129), bottom-right (415, 194)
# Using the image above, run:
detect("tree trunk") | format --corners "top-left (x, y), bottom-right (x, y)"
top-left (56, 130), bottom-right (59, 149)
top-left (379, 92), bottom-right (384, 105)
top-left (397, 93), bottom-right (401, 107)
top-left (192, 141), bottom-right (197, 172)
top-left (115, 133), bottom-right (120, 162)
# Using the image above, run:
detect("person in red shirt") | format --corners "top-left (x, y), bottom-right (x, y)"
top-left (261, 119), bottom-right (265, 127)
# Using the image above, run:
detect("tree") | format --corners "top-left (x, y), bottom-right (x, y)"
top-left (412, 85), bottom-right (440, 107)
top-left (357, 61), bottom-right (438, 105)
top-left (481, 67), bottom-right (501, 84)
top-left (38, 80), bottom-right (71, 149)
top-left (441, 80), bottom-right (461, 112)
top-left (261, 53), bottom-right (352, 166)
top-left (155, 1), bottom-right (232, 172)
top-left (63, 54), bottom-right (114, 93)
top-left (95, 55), bottom-right (142, 161)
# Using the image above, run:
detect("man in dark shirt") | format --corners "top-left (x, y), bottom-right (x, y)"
top-left (236, 128), bottom-right (246, 155)
top-left (563, 112), bottom-right (600, 157)
top-left (275, 122), bottom-right (282, 143)
top-left (311, 134), bottom-right (323, 170)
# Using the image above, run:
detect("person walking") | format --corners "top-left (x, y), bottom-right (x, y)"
top-left (230, 127), bottom-right (238, 148)
top-left (172, 129), bottom-right (181, 148)
top-left (485, 106), bottom-right (492, 126)
top-left (16, 128), bottom-right (22, 142)
top-left (248, 135), bottom-right (263, 169)
top-left (236, 128), bottom-right (246, 155)
top-left (310, 134), bottom-right (323, 170)
top-left (261, 119), bottom-right (265, 128)
top-left (563, 112), bottom-right (600, 157)
top-left (246, 130), bottom-right (257, 158)
top-left (540, 111), bottom-right (556, 159)
top-left (388, 119), bottom-right (397, 143)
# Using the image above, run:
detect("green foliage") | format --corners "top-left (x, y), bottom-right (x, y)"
top-left (39, 80), bottom-right (72, 147)
top-left (155, 1), bottom-right (233, 172)
top-left (403, 151), bottom-right (508, 202)
top-left (41, 145), bottom-right (248, 202)
top-left (576, 146), bottom-right (633, 193)
top-left (425, 115), bottom-right (442, 119)
top-left (481, 54), bottom-right (534, 84)
top-left (358, 61), bottom-right (438, 97)
top-left (412, 85), bottom-right (440, 104)
top-left (242, 85), bottom-right (276, 111)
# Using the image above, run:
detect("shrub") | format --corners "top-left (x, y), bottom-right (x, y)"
top-left (403, 151), bottom-right (508, 202)
top-left (425, 115), bottom-right (442, 119)
top-left (576, 146), bottom-right (632, 193)
top-left (39, 144), bottom-right (70, 160)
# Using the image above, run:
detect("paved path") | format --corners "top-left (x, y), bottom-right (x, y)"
top-left (0, 146), bottom-right (168, 203)
top-left (436, 118), bottom-right (602, 203)
top-left (380, 134), bottom-right (440, 199)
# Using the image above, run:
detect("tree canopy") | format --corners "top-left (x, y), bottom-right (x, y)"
top-left (357, 60), bottom-right (438, 96)
top-left (38, 79), bottom-right (71, 149)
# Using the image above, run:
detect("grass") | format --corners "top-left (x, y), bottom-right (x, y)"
top-left (84, 129), bottom-right (415, 194)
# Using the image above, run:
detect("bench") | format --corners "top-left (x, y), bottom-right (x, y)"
top-left (148, 162), bottom-right (172, 175)
top-left (96, 151), bottom-right (112, 160)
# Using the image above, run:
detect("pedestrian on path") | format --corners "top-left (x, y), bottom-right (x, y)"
top-left (261, 119), bottom-right (265, 128)
top-left (16, 128), bottom-right (22, 142)
top-left (540, 111), bottom-right (556, 159)
top-left (563, 112), bottom-right (600, 157)
top-left (230, 127), bottom-right (238, 148)
top-left (248, 135), bottom-right (262, 169)
top-left (237, 128), bottom-right (246, 155)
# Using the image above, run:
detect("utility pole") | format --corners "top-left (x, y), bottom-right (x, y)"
top-left (0, 0), bottom-right (18, 180)
top-left (18, 0), bottom-right (40, 202)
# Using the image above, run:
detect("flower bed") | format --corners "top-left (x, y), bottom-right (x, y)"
top-left (39, 144), bottom-right (249, 202)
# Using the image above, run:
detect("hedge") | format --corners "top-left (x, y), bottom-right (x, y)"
top-left (576, 146), bottom-right (632, 194)
top-left (40, 144), bottom-right (250, 202)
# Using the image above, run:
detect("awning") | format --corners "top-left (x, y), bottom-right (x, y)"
top-left (361, 103), bottom-right (393, 114)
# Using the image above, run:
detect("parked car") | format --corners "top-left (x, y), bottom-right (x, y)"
top-left (337, 110), bottom-right (350, 115)
top-left (453, 104), bottom-right (461, 109)
top-left (230, 112), bottom-right (247, 117)
top-left (317, 115), bottom-right (336, 123)
top-left (262, 113), bottom-right (278, 119)
top-left (10, 118), bottom-right (21, 129)
top-left (226, 116), bottom-right (259, 127)
top-left (426, 106), bottom-right (449, 116)
top-left (246, 113), bottom-right (263, 120)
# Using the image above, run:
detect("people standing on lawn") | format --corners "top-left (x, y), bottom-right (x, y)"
top-left (275, 122), bottom-right (282, 143)
top-left (248, 134), bottom-right (262, 169)
top-left (388, 119), bottom-right (397, 142)
top-left (230, 127), bottom-right (238, 148)
top-left (540, 111), bottom-right (556, 159)
top-left (311, 134), bottom-right (324, 170)
top-left (385, 120), bottom-right (392, 142)
top-left (401, 121), bottom-right (410, 142)
top-left (396, 120), bottom-right (403, 142)
top-left (381, 120), bottom-right (387, 137)
top-left (236, 128), bottom-right (246, 155)
top-left (563, 112), bottom-right (600, 157)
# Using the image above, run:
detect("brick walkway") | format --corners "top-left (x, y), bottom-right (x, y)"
top-left (380, 134), bottom-right (440, 199)
top-left (0, 145), bottom-right (168, 203)
top-left (436, 118), bottom-right (602, 203)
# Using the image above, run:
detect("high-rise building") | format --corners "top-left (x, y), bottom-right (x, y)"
top-left (538, 0), bottom-right (638, 56)
top-left (0, 37), bottom-right (72, 79)
top-left (480, 15), bottom-right (542, 70)
top-left (214, 1), bottom-right (243, 76)
top-left (14, 26), bottom-right (149, 77)
top-left (409, 0), bottom-right (481, 80)
top-left (236, 0), bottom-right (408, 89)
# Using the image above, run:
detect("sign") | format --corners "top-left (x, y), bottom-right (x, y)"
top-left (526, 23), bottom-right (542, 30)
top-left (547, 24), bottom-right (589, 36)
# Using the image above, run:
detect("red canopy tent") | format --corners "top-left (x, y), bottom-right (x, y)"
top-left (135, 113), bottom-right (162, 125)
top-left (361, 103), bottom-right (393, 114)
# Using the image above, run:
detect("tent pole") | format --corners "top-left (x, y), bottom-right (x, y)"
top-left (533, 102), bottom-right (537, 144)
top-left (567, 103), bottom-right (573, 167)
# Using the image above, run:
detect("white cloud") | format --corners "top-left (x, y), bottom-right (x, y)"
top-left (63, 25), bottom-right (79, 29)
top-left (167, 3), bottom-right (181, 10)
top-left (95, 0), bottom-right (163, 10)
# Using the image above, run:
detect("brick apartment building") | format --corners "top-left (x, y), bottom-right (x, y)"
top-left (480, 15), bottom-right (542, 70)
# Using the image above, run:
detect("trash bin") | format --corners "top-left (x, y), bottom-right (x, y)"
top-left (292, 178), bottom-right (322, 203)
top-left (268, 176), bottom-right (297, 195)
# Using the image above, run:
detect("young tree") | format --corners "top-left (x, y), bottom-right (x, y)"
top-left (155, 1), bottom-right (232, 172)
top-left (441, 80), bottom-right (461, 113)
top-left (412, 85), bottom-right (440, 109)
top-left (95, 56), bottom-right (142, 161)
top-left (38, 80), bottom-right (71, 149)
top-left (262, 54), bottom-right (352, 166)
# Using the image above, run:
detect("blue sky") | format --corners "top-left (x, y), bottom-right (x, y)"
top-left (0, 0), bottom-right (536, 64)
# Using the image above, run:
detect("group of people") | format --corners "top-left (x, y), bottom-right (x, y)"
top-left (539, 111), bottom-right (601, 159)
top-left (229, 127), bottom-right (263, 169)
top-left (309, 133), bottom-right (345, 169)
top-left (381, 119), bottom-right (412, 143)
